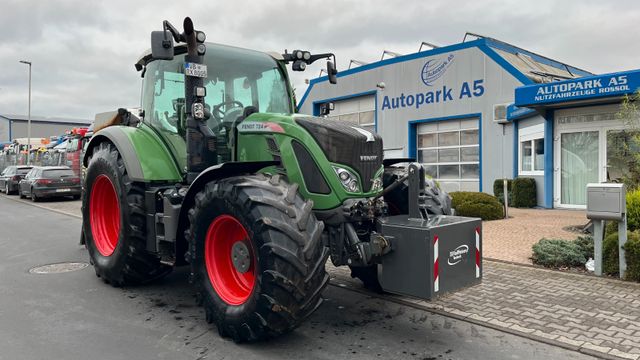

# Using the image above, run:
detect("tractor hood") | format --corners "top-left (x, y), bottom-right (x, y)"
top-left (295, 117), bottom-right (383, 192)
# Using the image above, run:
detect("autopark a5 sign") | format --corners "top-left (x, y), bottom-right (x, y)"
top-left (515, 70), bottom-right (640, 107)
top-left (381, 53), bottom-right (485, 112)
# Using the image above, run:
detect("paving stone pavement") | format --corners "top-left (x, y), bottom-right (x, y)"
top-left (329, 261), bottom-right (640, 360)
top-left (483, 207), bottom-right (587, 264)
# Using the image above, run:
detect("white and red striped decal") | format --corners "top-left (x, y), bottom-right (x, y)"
top-left (475, 227), bottom-right (481, 278)
top-left (433, 235), bottom-right (439, 292)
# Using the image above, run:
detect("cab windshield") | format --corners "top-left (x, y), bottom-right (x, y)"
top-left (142, 44), bottom-right (292, 136)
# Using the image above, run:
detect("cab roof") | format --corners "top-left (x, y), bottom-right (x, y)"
top-left (134, 42), bottom-right (283, 71)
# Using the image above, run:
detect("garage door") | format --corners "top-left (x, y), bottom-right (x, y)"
top-left (416, 117), bottom-right (480, 193)
top-left (325, 95), bottom-right (375, 133)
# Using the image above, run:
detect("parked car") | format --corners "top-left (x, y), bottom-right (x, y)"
top-left (0, 165), bottom-right (33, 195)
top-left (19, 166), bottom-right (81, 202)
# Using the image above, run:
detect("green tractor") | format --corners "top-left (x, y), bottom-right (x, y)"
top-left (82, 18), bottom-right (479, 342)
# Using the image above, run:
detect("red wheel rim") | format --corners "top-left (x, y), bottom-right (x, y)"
top-left (89, 174), bottom-right (121, 256)
top-left (205, 215), bottom-right (256, 305)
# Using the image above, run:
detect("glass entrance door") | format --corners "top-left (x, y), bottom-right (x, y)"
top-left (559, 131), bottom-right (599, 206)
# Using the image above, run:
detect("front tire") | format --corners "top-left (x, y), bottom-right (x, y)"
top-left (188, 174), bottom-right (329, 342)
top-left (83, 142), bottom-right (171, 286)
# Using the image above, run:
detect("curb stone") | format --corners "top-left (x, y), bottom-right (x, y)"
top-left (327, 267), bottom-right (638, 360)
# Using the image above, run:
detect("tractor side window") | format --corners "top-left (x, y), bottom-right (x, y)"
top-left (152, 70), bottom-right (185, 135)
top-left (257, 68), bottom-right (290, 114)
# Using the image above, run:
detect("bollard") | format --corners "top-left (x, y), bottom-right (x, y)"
top-left (503, 178), bottom-right (509, 219)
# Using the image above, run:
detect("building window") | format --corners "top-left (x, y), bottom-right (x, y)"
top-left (520, 137), bottom-right (544, 175)
top-left (416, 118), bottom-right (479, 193)
top-left (322, 95), bottom-right (375, 133)
top-left (329, 110), bottom-right (375, 133)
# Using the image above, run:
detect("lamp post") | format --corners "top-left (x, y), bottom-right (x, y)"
top-left (19, 60), bottom-right (32, 165)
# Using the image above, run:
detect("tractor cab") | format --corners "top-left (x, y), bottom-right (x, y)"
top-left (136, 43), bottom-right (294, 169)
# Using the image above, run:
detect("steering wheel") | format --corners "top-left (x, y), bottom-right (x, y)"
top-left (212, 100), bottom-right (244, 121)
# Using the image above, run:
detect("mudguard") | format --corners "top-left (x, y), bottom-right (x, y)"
top-left (166, 161), bottom-right (279, 264)
top-left (83, 125), bottom-right (183, 182)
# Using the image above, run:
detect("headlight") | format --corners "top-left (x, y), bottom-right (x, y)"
top-left (332, 166), bottom-right (360, 193)
top-left (371, 177), bottom-right (383, 192)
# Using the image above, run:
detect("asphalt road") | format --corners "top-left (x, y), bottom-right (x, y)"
top-left (0, 195), bottom-right (597, 360)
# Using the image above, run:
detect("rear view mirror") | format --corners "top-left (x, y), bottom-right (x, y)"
top-left (327, 61), bottom-right (338, 84)
top-left (151, 31), bottom-right (174, 60)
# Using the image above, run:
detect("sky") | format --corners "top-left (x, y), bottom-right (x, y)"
top-left (0, 0), bottom-right (638, 120)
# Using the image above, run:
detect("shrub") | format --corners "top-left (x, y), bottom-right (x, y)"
top-left (605, 220), bottom-right (619, 237)
top-left (603, 232), bottom-right (620, 276)
top-left (603, 230), bottom-right (640, 280)
top-left (450, 191), bottom-right (504, 220)
top-left (532, 239), bottom-right (586, 268)
top-left (451, 191), bottom-right (499, 208)
top-left (602, 189), bottom-right (640, 236)
top-left (493, 179), bottom-right (513, 205)
top-left (574, 235), bottom-right (594, 260)
top-left (626, 189), bottom-right (640, 231)
top-left (623, 234), bottom-right (640, 281)
top-left (512, 177), bottom-right (537, 208)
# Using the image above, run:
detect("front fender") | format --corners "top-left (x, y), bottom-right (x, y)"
top-left (83, 125), bottom-right (183, 182)
top-left (173, 161), bottom-right (279, 262)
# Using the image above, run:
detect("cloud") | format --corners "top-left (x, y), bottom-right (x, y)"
top-left (0, 0), bottom-right (638, 119)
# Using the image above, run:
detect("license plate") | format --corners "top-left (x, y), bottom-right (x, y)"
top-left (56, 188), bottom-right (70, 192)
top-left (184, 62), bottom-right (208, 78)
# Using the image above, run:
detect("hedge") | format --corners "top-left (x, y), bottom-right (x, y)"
top-left (450, 191), bottom-right (504, 220)
top-left (623, 234), bottom-right (640, 282)
top-left (512, 177), bottom-right (537, 208)
top-left (627, 189), bottom-right (640, 231)
top-left (532, 231), bottom-right (640, 282)
top-left (604, 189), bottom-right (640, 235)
top-left (493, 179), bottom-right (513, 205)
top-left (603, 232), bottom-right (621, 275)
top-left (603, 231), bottom-right (640, 281)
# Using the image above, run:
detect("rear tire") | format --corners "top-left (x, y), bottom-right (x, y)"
top-left (188, 174), bottom-right (329, 342)
top-left (382, 166), bottom-right (452, 216)
top-left (83, 142), bottom-right (171, 286)
top-left (30, 190), bottom-right (38, 202)
top-left (5, 183), bottom-right (9, 195)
